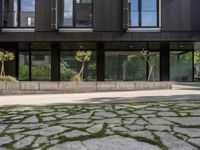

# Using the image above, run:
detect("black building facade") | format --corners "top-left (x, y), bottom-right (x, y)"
top-left (0, 0), bottom-right (200, 82)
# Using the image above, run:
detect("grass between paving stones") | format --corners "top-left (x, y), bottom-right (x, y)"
top-left (114, 130), bottom-right (168, 150)
top-left (42, 123), bottom-right (108, 150)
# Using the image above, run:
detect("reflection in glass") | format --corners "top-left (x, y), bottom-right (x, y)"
top-left (128, 0), bottom-right (158, 27)
top-left (141, 0), bottom-right (157, 26)
top-left (60, 51), bottom-right (96, 81)
top-left (19, 52), bottom-right (29, 80)
top-left (105, 52), bottom-right (146, 81)
top-left (149, 52), bottom-right (160, 81)
top-left (20, 0), bottom-right (35, 27)
top-left (170, 51), bottom-right (193, 82)
top-left (31, 51), bottom-right (51, 81)
top-left (63, 0), bottom-right (73, 26)
top-left (2, 0), bottom-right (35, 27)
top-left (60, 0), bottom-right (92, 27)
top-left (2, 0), bottom-right (18, 27)
top-left (128, 0), bottom-right (139, 26)
top-left (75, 0), bottom-right (92, 27)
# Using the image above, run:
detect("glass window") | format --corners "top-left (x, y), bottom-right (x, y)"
top-left (63, 0), bottom-right (73, 26)
top-left (60, 51), bottom-right (96, 81)
top-left (170, 51), bottom-right (193, 82)
top-left (149, 52), bottom-right (160, 81)
top-left (129, 0), bottom-right (139, 26)
top-left (31, 51), bottom-right (51, 81)
top-left (105, 52), bottom-right (146, 81)
top-left (2, 0), bottom-right (35, 27)
top-left (60, 0), bottom-right (92, 27)
top-left (141, 0), bottom-right (157, 26)
top-left (128, 0), bottom-right (158, 27)
top-left (75, 0), bottom-right (92, 27)
top-left (19, 51), bottom-right (29, 80)
top-left (20, 0), bottom-right (35, 27)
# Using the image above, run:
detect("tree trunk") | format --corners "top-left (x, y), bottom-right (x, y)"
top-left (79, 61), bottom-right (85, 80)
top-left (0, 61), bottom-right (5, 77)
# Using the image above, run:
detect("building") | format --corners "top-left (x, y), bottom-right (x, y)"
top-left (0, 0), bottom-right (200, 82)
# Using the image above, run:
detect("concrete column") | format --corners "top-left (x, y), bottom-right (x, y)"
top-left (160, 43), bottom-right (170, 81)
top-left (97, 42), bottom-right (105, 81)
top-left (51, 42), bottom-right (60, 81)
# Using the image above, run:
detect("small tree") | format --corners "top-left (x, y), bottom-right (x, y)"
top-left (73, 50), bottom-right (92, 81)
top-left (140, 48), bottom-right (154, 81)
top-left (0, 48), bottom-right (15, 77)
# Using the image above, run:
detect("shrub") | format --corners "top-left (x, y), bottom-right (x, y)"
top-left (0, 75), bottom-right (17, 81)
top-left (71, 74), bottom-right (82, 82)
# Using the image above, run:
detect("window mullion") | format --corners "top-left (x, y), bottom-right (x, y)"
top-left (73, 0), bottom-right (76, 27)
top-left (139, 0), bottom-right (141, 27)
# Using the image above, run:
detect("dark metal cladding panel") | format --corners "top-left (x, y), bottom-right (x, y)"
top-left (93, 0), bottom-right (123, 32)
top-left (161, 0), bottom-right (181, 31)
top-left (181, 0), bottom-right (191, 31)
top-left (35, 0), bottom-right (53, 32)
top-left (122, 0), bottom-right (128, 31)
top-left (191, 0), bottom-right (200, 31)
top-left (0, 0), bottom-right (2, 29)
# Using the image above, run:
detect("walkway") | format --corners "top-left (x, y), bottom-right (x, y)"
top-left (0, 90), bottom-right (200, 107)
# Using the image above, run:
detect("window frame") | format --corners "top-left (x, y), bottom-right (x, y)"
top-left (129, 0), bottom-right (159, 28)
top-left (59, 0), bottom-right (93, 28)
top-left (2, 0), bottom-right (36, 28)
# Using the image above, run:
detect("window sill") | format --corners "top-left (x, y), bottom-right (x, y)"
top-left (127, 28), bottom-right (161, 32)
top-left (58, 28), bottom-right (93, 32)
top-left (1, 28), bottom-right (35, 32)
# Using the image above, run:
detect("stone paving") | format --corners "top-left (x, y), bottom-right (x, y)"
top-left (0, 100), bottom-right (200, 150)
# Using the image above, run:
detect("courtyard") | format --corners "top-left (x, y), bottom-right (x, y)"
top-left (0, 99), bottom-right (200, 150)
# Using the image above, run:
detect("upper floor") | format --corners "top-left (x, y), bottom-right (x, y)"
top-left (0, 0), bottom-right (200, 33)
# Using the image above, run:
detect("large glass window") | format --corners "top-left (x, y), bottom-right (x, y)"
top-left (18, 43), bottom-right (51, 81)
top-left (149, 52), bottom-right (160, 81)
top-left (2, 0), bottom-right (35, 27)
top-left (60, 0), bottom-right (92, 27)
top-left (60, 51), bottom-right (96, 81)
top-left (31, 51), bottom-right (51, 81)
top-left (19, 51), bottom-right (29, 80)
top-left (170, 51), bottom-right (193, 82)
top-left (105, 52), bottom-right (147, 81)
top-left (128, 0), bottom-right (158, 27)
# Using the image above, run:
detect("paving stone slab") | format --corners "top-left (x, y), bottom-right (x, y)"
top-left (42, 117), bottom-right (56, 122)
top-left (23, 116), bottom-right (39, 123)
top-left (146, 125), bottom-right (171, 131)
top-left (125, 125), bottom-right (144, 131)
top-left (86, 124), bottom-right (103, 133)
top-left (163, 117), bottom-right (200, 126)
top-left (94, 111), bottom-right (117, 118)
top-left (14, 136), bottom-right (35, 149)
top-left (188, 138), bottom-right (200, 146)
top-left (0, 136), bottom-right (12, 146)
top-left (63, 130), bottom-right (89, 138)
top-left (124, 131), bottom-right (155, 141)
top-left (82, 135), bottom-right (160, 150)
top-left (94, 118), bottom-right (121, 124)
top-left (157, 112), bottom-right (177, 117)
top-left (22, 126), bottom-right (66, 136)
top-left (146, 118), bottom-right (173, 125)
top-left (0, 125), bottom-right (7, 134)
top-left (155, 132), bottom-right (197, 150)
top-left (66, 112), bottom-right (92, 119)
top-left (48, 141), bottom-right (87, 150)
top-left (174, 127), bottom-right (200, 138)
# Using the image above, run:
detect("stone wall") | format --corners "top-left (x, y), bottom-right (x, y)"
top-left (0, 81), bottom-right (172, 95)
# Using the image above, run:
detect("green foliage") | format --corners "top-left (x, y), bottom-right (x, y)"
top-left (0, 75), bottom-right (17, 81)
top-left (74, 50), bottom-right (92, 81)
top-left (75, 51), bottom-right (92, 62)
top-left (18, 65), bottom-right (29, 80)
top-left (0, 49), bottom-right (15, 62)
top-left (194, 50), bottom-right (200, 63)
top-left (71, 74), bottom-right (82, 82)
top-left (0, 48), bottom-right (15, 79)
top-left (32, 64), bottom-right (51, 80)
top-left (60, 60), bottom-right (78, 81)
